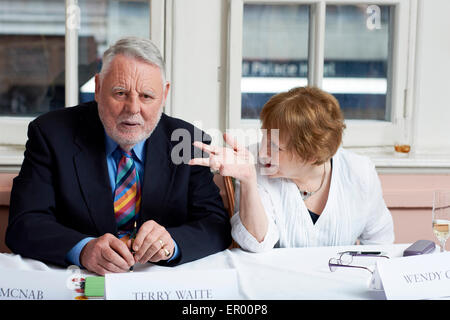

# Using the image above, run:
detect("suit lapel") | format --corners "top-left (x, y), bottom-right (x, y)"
top-left (140, 116), bottom-right (176, 225)
top-left (73, 103), bottom-right (117, 236)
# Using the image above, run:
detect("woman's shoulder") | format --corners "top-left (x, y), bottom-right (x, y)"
top-left (333, 148), bottom-right (377, 187)
top-left (335, 147), bottom-right (375, 171)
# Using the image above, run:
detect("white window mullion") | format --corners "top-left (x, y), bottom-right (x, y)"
top-left (308, 0), bottom-right (325, 88)
top-left (150, 0), bottom-right (166, 57)
top-left (65, 0), bottom-right (79, 108)
top-left (151, 0), bottom-right (172, 115)
top-left (227, 0), bottom-right (244, 129)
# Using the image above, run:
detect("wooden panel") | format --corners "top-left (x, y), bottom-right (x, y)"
top-left (0, 206), bottom-right (11, 253)
top-left (0, 173), bottom-right (16, 206)
top-left (391, 208), bottom-right (449, 250)
top-left (380, 173), bottom-right (450, 250)
top-left (1, 172), bottom-right (450, 253)
top-left (379, 174), bottom-right (450, 208)
top-left (0, 173), bottom-right (14, 252)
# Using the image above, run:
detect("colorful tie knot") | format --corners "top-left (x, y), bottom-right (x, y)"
top-left (120, 149), bottom-right (133, 159)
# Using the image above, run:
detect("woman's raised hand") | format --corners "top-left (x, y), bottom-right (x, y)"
top-left (188, 133), bottom-right (256, 184)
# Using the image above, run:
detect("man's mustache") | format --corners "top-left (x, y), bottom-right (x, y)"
top-left (116, 115), bottom-right (145, 125)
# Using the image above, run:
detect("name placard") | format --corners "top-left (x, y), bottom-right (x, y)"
top-left (105, 269), bottom-right (239, 300)
top-left (372, 252), bottom-right (450, 300)
top-left (0, 267), bottom-right (76, 300)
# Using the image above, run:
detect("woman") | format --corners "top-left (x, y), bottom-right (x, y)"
top-left (189, 87), bottom-right (394, 252)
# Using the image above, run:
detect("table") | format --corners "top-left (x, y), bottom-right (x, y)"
top-left (0, 243), bottom-right (415, 300)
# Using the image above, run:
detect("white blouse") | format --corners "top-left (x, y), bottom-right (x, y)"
top-left (230, 147), bottom-right (395, 252)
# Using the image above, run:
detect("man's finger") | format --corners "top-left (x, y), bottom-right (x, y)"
top-left (153, 234), bottom-right (175, 262)
top-left (133, 221), bottom-right (155, 252)
top-left (98, 260), bottom-right (124, 274)
top-left (136, 230), bottom-right (165, 264)
top-left (109, 237), bottom-right (135, 267)
top-left (135, 233), bottom-right (157, 263)
top-left (149, 248), bottom-right (169, 263)
top-left (100, 248), bottom-right (129, 272)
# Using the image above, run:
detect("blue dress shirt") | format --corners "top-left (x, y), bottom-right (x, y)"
top-left (65, 132), bottom-right (179, 267)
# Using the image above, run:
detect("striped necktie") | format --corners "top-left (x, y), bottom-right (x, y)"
top-left (114, 149), bottom-right (141, 236)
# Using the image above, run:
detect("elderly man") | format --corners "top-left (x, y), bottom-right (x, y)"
top-left (6, 37), bottom-right (231, 275)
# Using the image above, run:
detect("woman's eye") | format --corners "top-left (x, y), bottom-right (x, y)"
top-left (270, 142), bottom-right (281, 151)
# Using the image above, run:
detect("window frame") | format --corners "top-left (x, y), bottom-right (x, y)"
top-left (0, 0), bottom-right (167, 147)
top-left (226, 0), bottom-right (416, 148)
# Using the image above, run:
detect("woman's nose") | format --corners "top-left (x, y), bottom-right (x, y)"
top-left (258, 141), bottom-right (271, 164)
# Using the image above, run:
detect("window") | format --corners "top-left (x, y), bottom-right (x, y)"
top-left (227, 0), bottom-right (415, 148)
top-left (241, 4), bottom-right (310, 119)
top-left (324, 4), bottom-right (392, 121)
top-left (78, 0), bottom-right (151, 104)
top-left (0, 0), bottom-right (165, 148)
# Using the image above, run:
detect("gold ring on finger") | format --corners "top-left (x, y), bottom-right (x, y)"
top-left (159, 239), bottom-right (164, 247)
top-left (163, 248), bottom-right (171, 257)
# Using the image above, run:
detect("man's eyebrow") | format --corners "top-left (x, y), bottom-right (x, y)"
top-left (141, 89), bottom-right (156, 97)
top-left (112, 86), bottom-right (128, 92)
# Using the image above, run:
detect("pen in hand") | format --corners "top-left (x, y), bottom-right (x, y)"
top-left (129, 221), bottom-right (137, 272)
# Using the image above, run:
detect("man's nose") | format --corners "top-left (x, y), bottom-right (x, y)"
top-left (125, 93), bottom-right (141, 114)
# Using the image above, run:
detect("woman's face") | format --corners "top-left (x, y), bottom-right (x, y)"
top-left (258, 130), bottom-right (310, 179)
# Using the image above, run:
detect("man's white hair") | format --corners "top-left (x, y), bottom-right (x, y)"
top-left (100, 36), bottom-right (166, 84)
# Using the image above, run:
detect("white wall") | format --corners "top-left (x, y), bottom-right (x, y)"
top-left (169, 0), bottom-right (450, 156)
top-left (170, 0), bottom-right (228, 143)
top-left (413, 0), bottom-right (450, 155)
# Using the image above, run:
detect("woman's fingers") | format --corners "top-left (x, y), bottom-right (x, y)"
top-left (189, 135), bottom-right (254, 178)
top-left (188, 157), bottom-right (210, 167)
top-left (189, 153), bottom-right (222, 171)
top-left (223, 132), bottom-right (242, 152)
top-left (193, 141), bottom-right (220, 155)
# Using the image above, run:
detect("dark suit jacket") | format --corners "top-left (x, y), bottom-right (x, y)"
top-left (6, 101), bottom-right (231, 267)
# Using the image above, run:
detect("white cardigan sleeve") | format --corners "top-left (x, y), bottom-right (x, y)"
top-left (358, 162), bottom-right (395, 245)
top-left (230, 179), bottom-right (280, 252)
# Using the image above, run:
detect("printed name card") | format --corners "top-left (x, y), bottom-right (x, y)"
top-left (372, 252), bottom-right (450, 299)
top-left (0, 268), bottom-right (76, 300)
top-left (105, 269), bottom-right (239, 300)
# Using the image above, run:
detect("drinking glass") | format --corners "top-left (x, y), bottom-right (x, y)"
top-left (432, 190), bottom-right (450, 252)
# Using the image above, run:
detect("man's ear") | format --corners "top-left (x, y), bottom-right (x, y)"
top-left (94, 74), bottom-right (101, 102)
top-left (163, 82), bottom-right (170, 102)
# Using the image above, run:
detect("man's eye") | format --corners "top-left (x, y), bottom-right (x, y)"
top-left (114, 91), bottom-right (126, 98)
top-left (142, 94), bottom-right (153, 100)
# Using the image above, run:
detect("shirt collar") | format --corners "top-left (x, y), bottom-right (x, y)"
top-left (104, 131), bottom-right (146, 163)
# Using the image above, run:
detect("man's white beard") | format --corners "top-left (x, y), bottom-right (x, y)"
top-left (100, 106), bottom-right (163, 149)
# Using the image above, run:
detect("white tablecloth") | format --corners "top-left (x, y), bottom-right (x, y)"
top-left (0, 244), bottom-right (414, 300)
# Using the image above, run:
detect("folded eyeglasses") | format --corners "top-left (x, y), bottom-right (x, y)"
top-left (328, 251), bottom-right (390, 274)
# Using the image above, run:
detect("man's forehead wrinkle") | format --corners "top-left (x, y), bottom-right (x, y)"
top-left (103, 55), bottom-right (163, 95)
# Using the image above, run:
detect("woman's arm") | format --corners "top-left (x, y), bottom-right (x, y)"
top-left (236, 168), bottom-right (268, 242)
top-left (359, 162), bottom-right (395, 244)
top-left (189, 133), bottom-right (272, 244)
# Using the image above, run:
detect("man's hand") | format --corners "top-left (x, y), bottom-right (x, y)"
top-left (130, 220), bottom-right (175, 264)
top-left (80, 233), bottom-right (135, 275)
